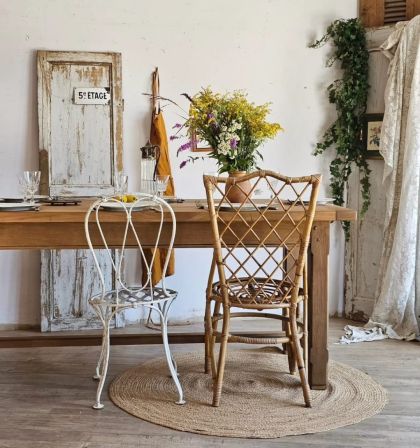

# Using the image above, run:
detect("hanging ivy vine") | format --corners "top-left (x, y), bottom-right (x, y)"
top-left (310, 18), bottom-right (370, 235)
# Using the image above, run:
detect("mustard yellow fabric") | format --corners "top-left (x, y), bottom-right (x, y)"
top-left (151, 112), bottom-right (175, 197)
top-left (142, 71), bottom-right (175, 287)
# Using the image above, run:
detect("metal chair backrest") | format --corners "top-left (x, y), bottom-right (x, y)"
top-left (203, 170), bottom-right (321, 308)
top-left (84, 194), bottom-right (176, 301)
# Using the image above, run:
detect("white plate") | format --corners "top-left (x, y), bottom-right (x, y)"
top-left (317, 198), bottom-right (335, 205)
top-left (0, 202), bottom-right (39, 211)
top-left (282, 198), bottom-right (335, 206)
top-left (100, 200), bottom-right (156, 211)
top-left (217, 202), bottom-right (276, 211)
top-left (1, 195), bottom-right (48, 203)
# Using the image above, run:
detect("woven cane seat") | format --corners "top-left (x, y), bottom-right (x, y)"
top-left (210, 278), bottom-right (304, 308)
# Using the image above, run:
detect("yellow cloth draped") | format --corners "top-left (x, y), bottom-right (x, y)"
top-left (142, 68), bottom-right (175, 286)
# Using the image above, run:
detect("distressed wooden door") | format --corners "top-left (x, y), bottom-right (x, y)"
top-left (37, 51), bottom-right (123, 331)
top-left (345, 26), bottom-right (393, 320)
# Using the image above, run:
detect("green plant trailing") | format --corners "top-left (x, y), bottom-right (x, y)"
top-left (310, 18), bottom-right (370, 233)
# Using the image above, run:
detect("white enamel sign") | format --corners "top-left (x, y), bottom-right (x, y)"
top-left (74, 87), bottom-right (111, 105)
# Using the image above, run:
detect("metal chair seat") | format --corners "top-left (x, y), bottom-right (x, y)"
top-left (89, 287), bottom-right (177, 308)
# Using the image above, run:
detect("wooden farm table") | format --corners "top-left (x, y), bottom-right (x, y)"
top-left (0, 199), bottom-right (356, 390)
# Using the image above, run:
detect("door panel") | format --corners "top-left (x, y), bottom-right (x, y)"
top-left (37, 51), bottom-right (123, 331)
top-left (50, 64), bottom-right (113, 193)
top-left (38, 50), bottom-right (123, 197)
top-left (41, 250), bottom-right (124, 331)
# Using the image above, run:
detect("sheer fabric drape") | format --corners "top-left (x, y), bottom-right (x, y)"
top-left (342, 16), bottom-right (420, 343)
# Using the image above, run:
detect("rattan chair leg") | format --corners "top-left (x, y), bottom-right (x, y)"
top-left (285, 308), bottom-right (297, 375)
top-left (209, 333), bottom-right (217, 380)
top-left (303, 262), bottom-right (309, 370)
top-left (281, 309), bottom-right (288, 357)
top-left (210, 301), bottom-right (221, 379)
top-left (204, 255), bottom-right (217, 374)
top-left (303, 296), bottom-right (308, 370)
top-left (204, 298), bottom-right (212, 374)
top-left (212, 307), bottom-right (230, 407)
top-left (290, 307), bottom-right (312, 408)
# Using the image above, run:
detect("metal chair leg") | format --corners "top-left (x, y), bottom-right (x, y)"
top-left (92, 304), bottom-right (107, 381)
top-left (93, 335), bottom-right (106, 380)
top-left (93, 311), bottom-right (111, 410)
top-left (159, 301), bottom-right (186, 405)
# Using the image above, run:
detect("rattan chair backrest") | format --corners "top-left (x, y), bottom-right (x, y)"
top-left (203, 170), bottom-right (321, 308)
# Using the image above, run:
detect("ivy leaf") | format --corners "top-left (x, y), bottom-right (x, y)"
top-left (310, 18), bottom-right (370, 240)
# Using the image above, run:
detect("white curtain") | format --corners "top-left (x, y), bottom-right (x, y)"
top-left (342, 16), bottom-right (420, 344)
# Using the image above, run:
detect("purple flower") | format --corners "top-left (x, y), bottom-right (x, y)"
top-left (170, 135), bottom-right (179, 141)
top-left (172, 123), bottom-right (183, 129)
top-left (207, 113), bottom-right (217, 126)
top-left (180, 160), bottom-right (188, 169)
top-left (178, 141), bottom-right (192, 152)
top-left (230, 139), bottom-right (238, 149)
top-left (176, 140), bottom-right (192, 156)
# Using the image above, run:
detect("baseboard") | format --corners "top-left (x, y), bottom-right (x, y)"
top-left (0, 323), bottom-right (39, 331)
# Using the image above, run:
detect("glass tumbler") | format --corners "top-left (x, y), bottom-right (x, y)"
top-left (114, 172), bottom-right (128, 196)
top-left (154, 175), bottom-right (169, 198)
top-left (19, 171), bottom-right (41, 204)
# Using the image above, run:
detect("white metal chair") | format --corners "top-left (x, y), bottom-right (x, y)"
top-left (84, 194), bottom-right (185, 409)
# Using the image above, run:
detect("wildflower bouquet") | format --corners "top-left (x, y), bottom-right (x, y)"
top-left (173, 88), bottom-right (282, 173)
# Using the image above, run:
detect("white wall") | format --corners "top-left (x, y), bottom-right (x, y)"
top-left (0, 0), bottom-right (357, 326)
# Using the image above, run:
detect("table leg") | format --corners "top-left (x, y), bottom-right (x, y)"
top-left (308, 222), bottom-right (329, 390)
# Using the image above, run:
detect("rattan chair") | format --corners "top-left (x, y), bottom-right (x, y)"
top-left (203, 170), bottom-right (321, 407)
top-left (84, 194), bottom-right (185, 409)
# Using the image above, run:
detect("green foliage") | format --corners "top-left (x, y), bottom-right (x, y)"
top-left (310, 18), bottom-right (371, 236)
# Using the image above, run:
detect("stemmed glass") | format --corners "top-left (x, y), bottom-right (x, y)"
top-left (154, 175), bottom-right (169, 198)
top-left (253, 178), bottom-right (279, 199)
top-left (19, 171), bottom-right (41, 204)
top-left (114, 172), bottom-right (128, 196)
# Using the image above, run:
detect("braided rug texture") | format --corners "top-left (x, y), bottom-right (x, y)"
top-left (109, 348), bottom-right (387, 438)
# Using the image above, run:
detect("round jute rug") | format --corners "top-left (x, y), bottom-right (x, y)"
top-left (109, 348), bottom-right (387, 438)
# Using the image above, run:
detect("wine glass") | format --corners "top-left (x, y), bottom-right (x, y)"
top-left (253, 178), bottom-right (279, 199)
top-left (114, 172), bottom-right (128, 196)
top-left (154, 175), bottom-right (169, 198)
top-left (19, 171), bottom-right (41, 204)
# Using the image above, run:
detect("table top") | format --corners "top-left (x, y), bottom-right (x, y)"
top-left (0, 199), bottom-right (357, 224)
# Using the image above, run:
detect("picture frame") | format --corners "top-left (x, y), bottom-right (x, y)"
top-left (191, 130), bottom-right (212, 153)
top-left (362, 113), bottom-right (384, 159)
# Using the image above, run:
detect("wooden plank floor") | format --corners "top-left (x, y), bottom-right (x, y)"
top-left (0, 318), bottom-right (419, 448)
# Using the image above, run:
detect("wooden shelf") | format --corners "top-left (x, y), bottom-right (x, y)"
top-left (0, 321), bottom-right (282, 349)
